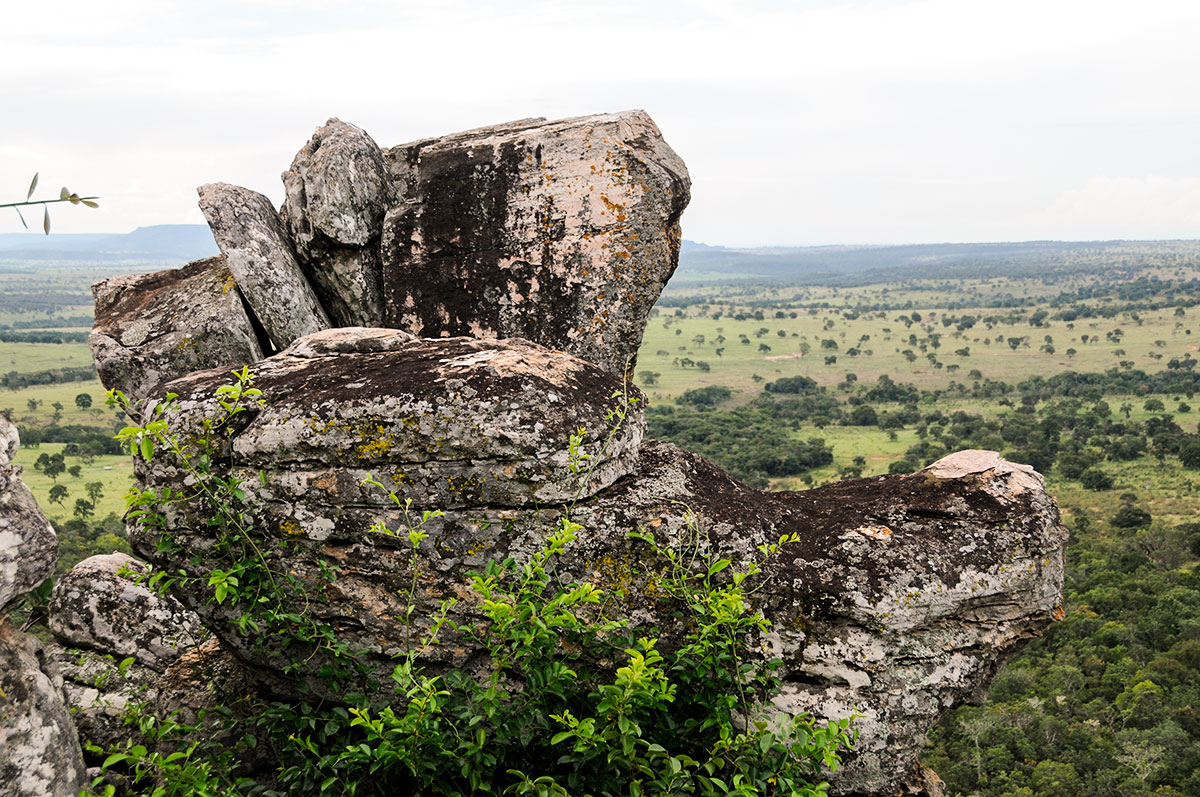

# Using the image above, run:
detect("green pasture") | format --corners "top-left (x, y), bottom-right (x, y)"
top-left (12, 443), bottom-right (133, 522)
top-left (636, 285), bottom-right (1200, 403)
top-left (1, 378), bottom-right (117, 429)
top-left (0, 341), bottom-right (94, 371)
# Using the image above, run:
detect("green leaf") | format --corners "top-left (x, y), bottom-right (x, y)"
top-left (43, 206), bottom-right (50, 235)
top-left (550, 730), bottom-right (572, 745)
top-left (140, 437), bottom-right (154, 462)
top-left (14, 206), bottom-right (27, 229)
top-left (102, 752), bottom-right (128, 769)
top-left (59, 186), bottom-right (69, 200)
top-left (27, 172), bottom-right (37, 201)
top-left (707, 559), bottom-right (731, 576)
top-left (81, 199), bottom-right (99, 208)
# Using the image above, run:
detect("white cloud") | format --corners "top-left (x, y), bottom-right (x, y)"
top-left (1033, 175), bottom-right (1200, 240)
top-left (2, 0), bottom-right (1200, 243)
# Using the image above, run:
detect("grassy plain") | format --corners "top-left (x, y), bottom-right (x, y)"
top-left (637, 277), bottom-right (1200, 401)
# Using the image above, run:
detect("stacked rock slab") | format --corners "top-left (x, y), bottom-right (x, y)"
top-left (89, 255), bottom-right (265, 402)
top-left (0, 417), bottom-right (86, 797)
top-left (198, 183), bottom-right (331, 351)
top-left (89, 110), bottom-right (1068, 795)
top-left (91, 111), bottom-right (689, 402)
top-left (281, 118), bottom-right (391, 328)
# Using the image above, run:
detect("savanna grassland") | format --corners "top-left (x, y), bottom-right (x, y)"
top-left (5, 242), bottom-right (1200, 795)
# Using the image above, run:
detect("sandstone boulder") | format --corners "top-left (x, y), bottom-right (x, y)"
top-left (144, 328), bottom-right (643, 519)
top-left (0, 619), bottom-right (87, 797)
top-left (281, 118), bottom-right (391, 327)
top-left (48, 552), bottom-right (204, 672)
top-left (89, 255), bottom-right (265, 401)
top-left (380, 110), bottom-right (690, 376)
top-left (198, 183), bottom-right (330, 350)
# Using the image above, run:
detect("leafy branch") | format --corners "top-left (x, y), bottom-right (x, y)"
top-left (2, 172), bottom-right (99, 234)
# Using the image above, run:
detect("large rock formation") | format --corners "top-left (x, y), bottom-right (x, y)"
top-left (129, 333), bottom-right (1066, 792)
top-left (49, 552), bottom-right (204, 670)
top-left (281, 118), bottom-right (391, 328)
top-left (198, 183), bottom-right (331, 351)
top-left (85, 110), bottom-right (1067, 794)
top-left (0, 417), bottom-right (87, 797)
top-left (376, 110), bottom-right (690, 376)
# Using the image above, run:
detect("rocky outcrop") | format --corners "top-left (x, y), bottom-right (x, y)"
top-left (0, 417), bottom-right (86, 797)
top-left (45, 552), bottom-right (205, 754)
top-left (0, 418), bottom-right (55, 613)
top-left (49, 552), bottom-right (203, 671)
top-left (86, 109), bottom-right (1067, 795)
top-left (281, 118), bottom-right (391, 327)
top-left (198, 182), bottom-right (331, 351)
top-left (128, 330), bottom-right (1066, 794)
top-left (94, 111), bottom-right (688, 401)
top-left (0, 620), bottom-right (88, 797)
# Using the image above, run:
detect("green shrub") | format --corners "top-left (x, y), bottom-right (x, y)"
top-left (1079, 467), bottom-right (1114, 491)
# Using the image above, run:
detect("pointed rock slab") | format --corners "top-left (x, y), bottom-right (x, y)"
top-left (89, 255), bottom-right (265, 401)
top-left (0, 619), bottom-right (87, 797)
top-left (380, 110), bottom-right (690, 377)
top-left (281, 119), bottom-right (390, 327)
top-left (198, 183), bottom-right (331, 350)
top-left (48, 552), bottom-right (204, 672)
top-left (0, 417), bottom-right (57, 613)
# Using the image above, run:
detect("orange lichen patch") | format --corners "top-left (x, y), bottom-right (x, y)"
top-left (854, 525), bottom-right (893, 542)
top-left (1052, 602), bottom-right (1066, 621)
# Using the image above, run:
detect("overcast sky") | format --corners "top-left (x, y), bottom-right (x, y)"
top-left (3, 0), bottom-right (1199, 246)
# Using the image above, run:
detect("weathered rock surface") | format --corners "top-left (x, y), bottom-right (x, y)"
top-left (145, 328), bottom-right (643, 518)
top-left (128, 330), bottom-right (1066, 795)
top-left (89, 255), bottom-right (266, 402)
top-left (0, 418), bottom-right (87, 796)
top-left (0, 619), bottom-right (87, 797)
top-left (92, 111), bottom-right (688, 386)
top-left (49, 552), bottom-right (204, 672)
top-left (0, 417), bottom-right (55, 613)
top-left (47, 644), bottom-right (160, 753)
top-left (281, 118), bottom-right (390, 327)
top-left (198, 182), bottom-right (331, 350)
top-left (380, 110), bottom-right (690, 377)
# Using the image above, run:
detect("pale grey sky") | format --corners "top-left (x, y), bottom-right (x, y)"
top-left (3, 0), bottom-right (1199, 246)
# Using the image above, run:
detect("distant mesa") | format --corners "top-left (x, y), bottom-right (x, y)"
top-left (0, 224), bottom-right (219, 262)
